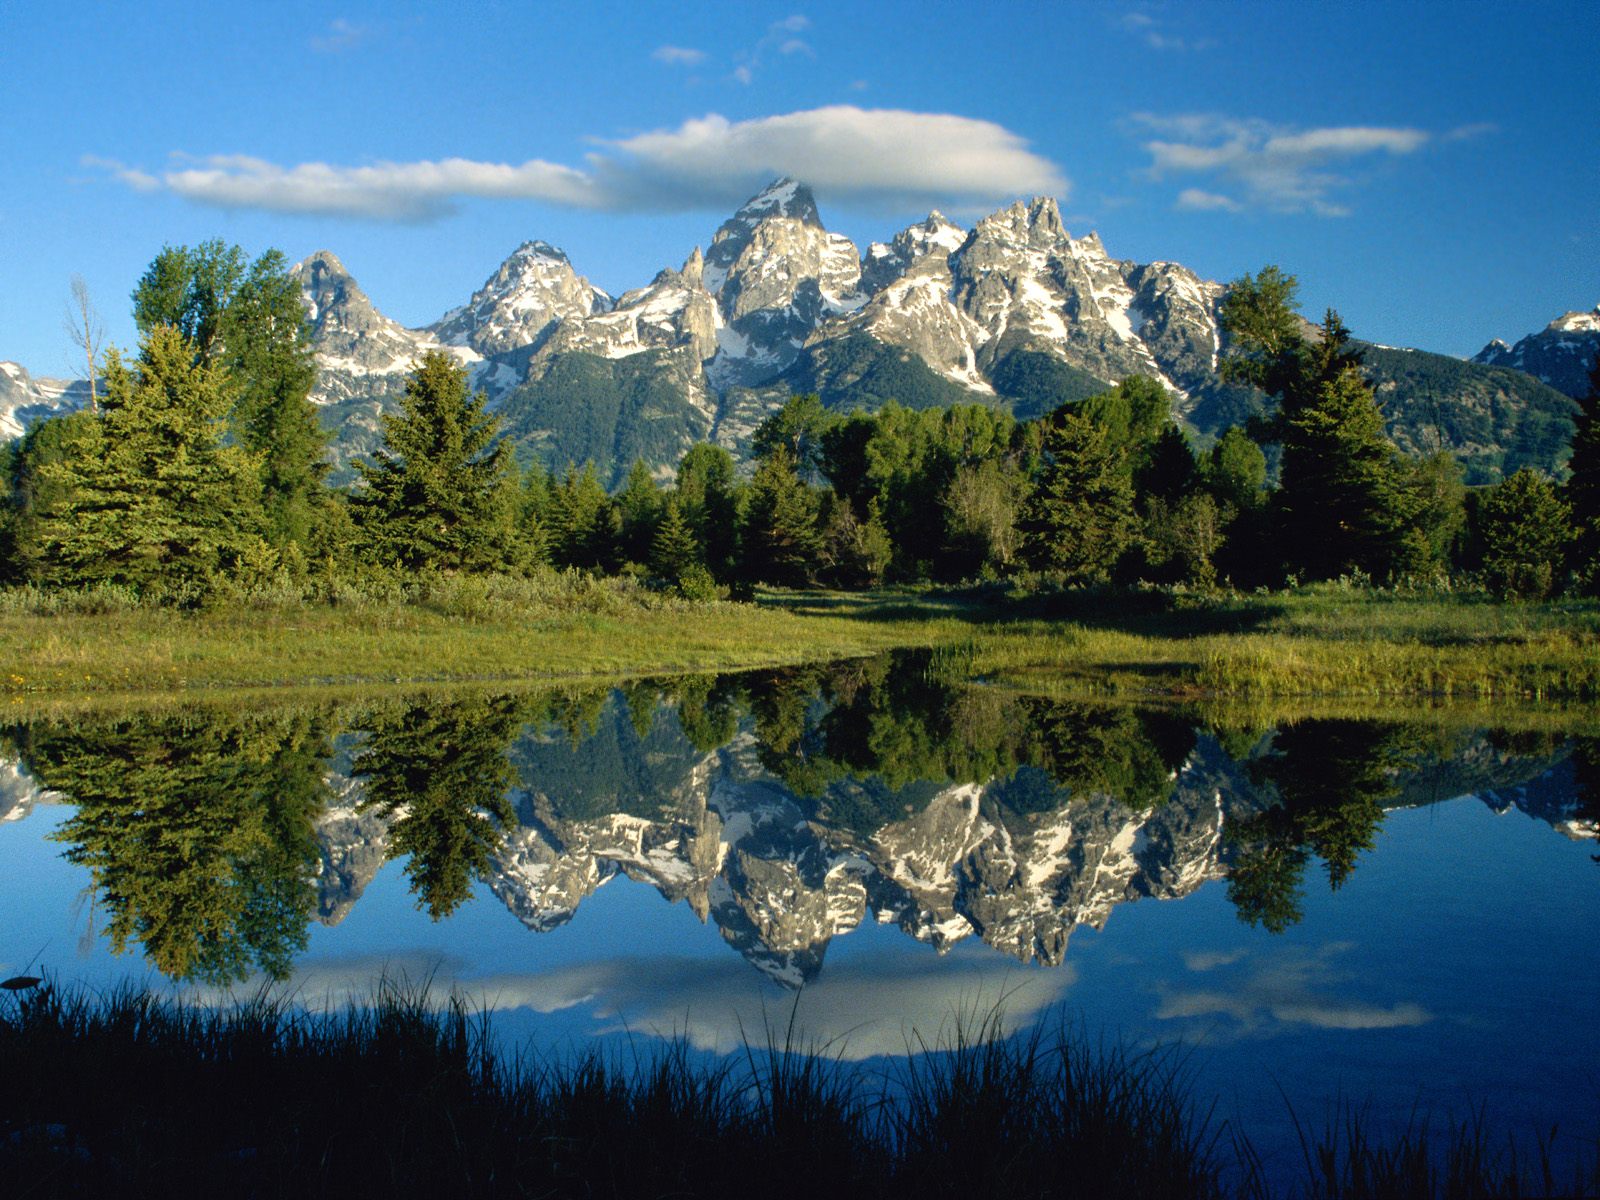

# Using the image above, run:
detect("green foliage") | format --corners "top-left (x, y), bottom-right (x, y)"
top-left (1218, 265), bottom-right (1308, 396)
top-left (1228, 719), bottom-right (1418, 929)
top-left (1077, 376), bottom-right (1172, 475)
top-left (752, 393), bottom-right (834, 479)
top-left (818, 493), bottom-right (893, 588)
top-left (649, 496), bottom-right (701, 587)
top-left (496, 350), bottom-right (710, 487)
top-left (675, 442), bottom-right (741, 581)
top-left (547, 461), bottom-right (619, 571)
top-left (1475, 468), bottom-right (1573, 599)
top-left (615, 458), bottom-right (664, 566)
top-left (942, 458), bottom-right (1024, 579)
top-left (1203, 427), bottom-right (1268, 511)
top-left (1020, 410), bottom-right (1136, 582)
top-left (354, 694), bottom-right (528, 918)
top-left (352, 352), bottom-right (522, 574)
top-left (988, 350), bottom-right (1111, 419)
top-left (133, 241), bottom-right (327, 552)
top-left (29, 328), bottom-right (265, 594)
top-left (1565, 357), bottom-right (1600, 590)
top-left (26, 709), bottom-right (327, 983)
top-left (741, 448), bottom-right (823, 586)
top-left (1278, 360), bottom-right (1413, 580)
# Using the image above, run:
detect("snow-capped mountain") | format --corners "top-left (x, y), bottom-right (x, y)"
top-left (1475, 304), bottom-right (1600, 399)
top-left (428, 240), bottom-right (612, 357)
top-left (0, 179), bottom-right (1576, 487)
top-left (0, 361), bottom-right (89, 442)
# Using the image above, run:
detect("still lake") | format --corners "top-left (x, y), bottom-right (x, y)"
top-left (3, 651), bottom-right (1597, 1176)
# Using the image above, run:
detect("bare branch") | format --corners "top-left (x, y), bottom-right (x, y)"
top-left (63, 274), bottom-right (106, 412)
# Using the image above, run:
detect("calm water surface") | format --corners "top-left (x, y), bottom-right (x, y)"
top-left (2, 652), bottom-right (1597, 1174)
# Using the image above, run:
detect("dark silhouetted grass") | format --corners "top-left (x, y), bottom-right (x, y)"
top-left (4, 981), bottom-right (1593, 1198)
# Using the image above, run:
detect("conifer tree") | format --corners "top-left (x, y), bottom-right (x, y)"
top-left (31, 326), bottom-right (264, 592)
top-left (1564, 356), bottom-right (1600, 589)
top-left (741, 447), bottom-right (822, 586)
top-left (352, 351), bottom-right (519, 573)
top-left (615, 458), bottom-right (664, 566)
top-left (1278, 359), bottom-right (1411, 579)
top-left (649, 496), bottom-right (699, 584)
top-left (1019, 410), bottom-right (1135, 582)
top-left (547, 462), bottom-right (618, 571)
top-left (676, 442), bottom-right (740, 580)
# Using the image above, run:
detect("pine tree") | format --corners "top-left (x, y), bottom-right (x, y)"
top-left (31, 327), bottom-right (263, 592)
top-left (615, 458), bottom-right (663, 566)
top-left (1564, 355), bottom-right (1600, 590)
top-left (649, 496), bottom-right (699, 583)
top-left (676, 442), bottom-right (740, 580)
top-left (1019, 410), bottom-right (1135, 583)
top-left (1277, 360), bottom-right (1411, 580)
top-left (741, 448), bottom-right (822, 586)
top-left (547, 462), bottom-right (618, 571)
top-left (352, 351), bottom-right (519, 573)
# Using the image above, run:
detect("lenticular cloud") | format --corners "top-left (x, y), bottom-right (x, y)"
top-left (93, 107), bottom-right (1068, 223)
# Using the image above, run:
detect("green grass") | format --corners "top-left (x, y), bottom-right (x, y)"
top-left (2, 981), bottom-right (1591, 1199)
top-left (2, 576), bottom-right (1598, 703)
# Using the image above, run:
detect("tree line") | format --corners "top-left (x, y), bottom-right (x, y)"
top-left (3, 246), bottom-right (1596, 601)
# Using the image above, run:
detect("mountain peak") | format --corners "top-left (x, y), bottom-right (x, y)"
top-left (510, 239), bottom-right (572, 266)
top-left (732, 177), bottom-right (821, 227)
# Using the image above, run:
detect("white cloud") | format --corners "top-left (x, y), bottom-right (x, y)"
top-left (1132, 112), bottom-right (1431, 216)
top-left (732, 65), bottom-right (753, 85)
top-left (310, 18), bottom-right (371, 55)
top-left (1116, 10), bottom-right (1212, 52)
top-left (220, 948), bottom-right (1076, 1061)
top-left (1175, 187), bottom-right (1241, 212)
top-left (1153, 944), bottom-right (1432, 1038)
top-left (95, 106), bottom-right (1067, 222)
top-left (652, 45), bottom-right (706, 66)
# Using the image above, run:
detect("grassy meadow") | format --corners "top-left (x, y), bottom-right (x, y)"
top-left (1, 574), bottom-right (1598, 705)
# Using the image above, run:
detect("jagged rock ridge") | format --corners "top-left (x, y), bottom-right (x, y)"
top-left (1475, 304), bottom-right (1600, 399)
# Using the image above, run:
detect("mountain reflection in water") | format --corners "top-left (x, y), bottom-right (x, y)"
top-left (2, 651), bottom-right (1596, 989)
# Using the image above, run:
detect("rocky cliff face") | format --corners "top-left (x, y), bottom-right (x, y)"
top-left (1475, 305), bottom-right (1600, 399)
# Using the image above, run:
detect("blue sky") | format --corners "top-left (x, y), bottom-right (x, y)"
top-left (4, 0), bottom-right (1596, 376)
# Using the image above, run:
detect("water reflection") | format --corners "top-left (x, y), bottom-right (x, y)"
top-left (3, 652), bottom-right (1594, 987)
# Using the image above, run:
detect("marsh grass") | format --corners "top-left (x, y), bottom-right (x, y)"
top-left (4, 982), bottom-right (1589, 1198)
top-left (2, 577), bottom-right (1598, 701)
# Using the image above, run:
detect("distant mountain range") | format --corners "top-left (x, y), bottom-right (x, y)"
top-left (1474, 304), bottom-right (1600, 400)
top-left (3, 180), bottom-right (1590, 486)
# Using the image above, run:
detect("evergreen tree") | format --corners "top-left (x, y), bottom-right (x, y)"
top-left (31, 710), bottom-right (328, 983)
top-left (615, 458), bottom-right (664, 566)
top-left (547, 462), bottom-right (618, 571)
top-left (30, 327), bottom-right (264, 592)
top-left (1277, 359), bottom-right (1412, 579)
top-left (741, 447), bottom-right (822, 586)
top-left (354, 695), bottom-right (526, 919)
top-left (1019, 410), bottom-right (1135, 582)
top-left (1476, 468), bottom-right (1573, 599)
top-left (675, 442), bottom-right (740, 581)
top-left (649, 496), bottom-right (700, 584)
top-left (1565, 356), bottom-right (1600, 590)
top-left (352, 351), bottom-right (519, 573)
